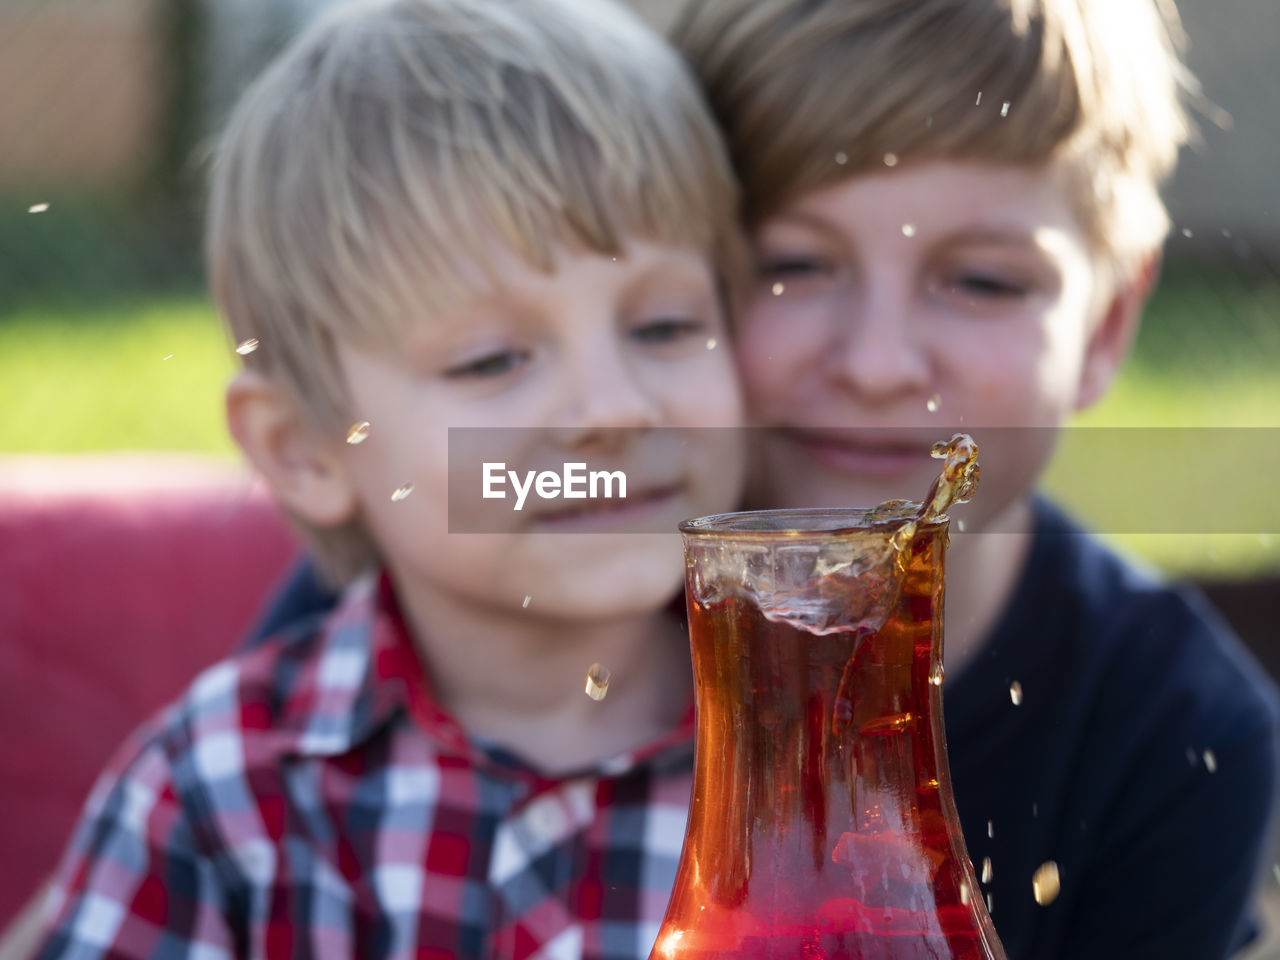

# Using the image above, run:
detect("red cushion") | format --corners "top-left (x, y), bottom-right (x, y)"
top-left (0, 455), bottom-right (301, 925)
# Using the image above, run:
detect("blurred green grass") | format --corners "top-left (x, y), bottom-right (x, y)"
top-left (2, 266), bottom-right (1278, 576)
top-left (1, 297), bottom-right (235, 454)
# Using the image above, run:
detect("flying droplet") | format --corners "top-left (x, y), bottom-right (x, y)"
top-left (975, 91), bottom-right (983, 106)
top-left (901, 223), bottom-right (917, 237)
top-left (522, 595), bottom-right (532, 609)
top-left (28, 202), bottom-right (50, 214)
top-left (1203, 749), bottom-right (1217, 773)
top-left (883, 152), bottom-right (899, 167)
top-left (987, 820), bottom-right (994, 839)
top-left (705, 337), bottom-right (718, 351)
top-left (835, 151), bottom-right (849, 165)
top-left (1009, 681), bottom-right (1023, 706)
top-left (235, 337), bottom-right (261, 356)
top-left (1221, 228), bottom-right (1232, 238)
top-left (956, 518), bottom-right (967, 532)
top-left (929, 662), bottom-right (945, 687)
top-left (981, 857), bottom-right (993, 884)
top-left (1181, 228), bottom-right (1193, 238)
top-left (1273, 863), bottom-right (1280, 885)
top-left (986, 893), bottom-right (994, 914)
top-left (1000, 101), bottom-right (1010, 117)
top-left (1032, 861), bottom-right (1061, 905)
top-left (391, 484), bottom-right (414, 502)
top-left (162, 354), bottom-right (174, 361)
top-left (926, 393), bottom-right (941, 413)
top-left (772, 282), bottom-right (785, 296)
top-left (346, 421), bottom-right (371, 445)
top-left (585, 662), bottom-right (611, 701)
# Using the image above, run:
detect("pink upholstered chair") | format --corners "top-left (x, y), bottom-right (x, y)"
top-left (0, 455), bottom-right (300, 931)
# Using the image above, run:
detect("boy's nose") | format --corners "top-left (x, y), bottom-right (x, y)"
top-left (826, 297), bottom-right (930, 402)
top-left (556, 341), bottom-right (661, 438)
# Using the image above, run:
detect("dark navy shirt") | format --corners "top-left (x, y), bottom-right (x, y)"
top-left (250, 498), bottom-right (1280, 959)
top-left (945, 499), bottom-right (1280, 959)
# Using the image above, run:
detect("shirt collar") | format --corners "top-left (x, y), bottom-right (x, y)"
top-left (276, 571), bottom-right (695, 778)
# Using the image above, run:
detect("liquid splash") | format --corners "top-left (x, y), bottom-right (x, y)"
top-left (235, 337), bottom-right (261, 356)
top-left (585, 662), bottom-right (611, 701)
top-left (346, 421), bottom-right (371, 445)
top-left (1032, 862), bottom-right (1061, 905)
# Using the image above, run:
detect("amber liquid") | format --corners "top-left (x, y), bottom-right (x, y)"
top-left (655, 528), bottom-right (1002, 960)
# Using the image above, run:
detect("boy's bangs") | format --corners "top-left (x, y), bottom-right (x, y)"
top-left (696, 0), bottom-right (1087, 226)
top-left (358, 91), bottom-right (727, 337)
top-left (253, 16), bottom-right (735, 357)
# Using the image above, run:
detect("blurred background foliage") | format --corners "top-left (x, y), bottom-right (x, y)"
top-left (1, 0), bottom-right (1278, 579)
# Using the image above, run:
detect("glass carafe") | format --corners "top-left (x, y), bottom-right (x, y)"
top-left (652, 504), bottom-right (1006, 959)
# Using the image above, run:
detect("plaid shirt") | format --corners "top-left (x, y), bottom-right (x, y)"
top-left (38, 574), bottom-right (695, 960)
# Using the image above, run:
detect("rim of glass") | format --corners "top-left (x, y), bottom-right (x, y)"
top-left (679, 504), bottom-right (950, 539)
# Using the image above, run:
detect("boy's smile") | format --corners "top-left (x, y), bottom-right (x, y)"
top-left (736, 160), bottom-right (1136, 531)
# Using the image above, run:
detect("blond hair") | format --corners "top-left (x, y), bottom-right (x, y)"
top-left (206, 0), bottom-right (743, 582)
top-left (672, 0), bottom-right (1195, 277)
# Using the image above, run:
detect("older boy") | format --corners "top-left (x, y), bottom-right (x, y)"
top-left (35, 0), bottom-right (745, 956)
top-left (673, 0), bottom-right (1280, 957)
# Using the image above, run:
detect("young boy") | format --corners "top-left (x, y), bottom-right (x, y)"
top-left (672, 0), bottom-right (1280, 957)
top-left (34, 0), bottom-right (746, 956)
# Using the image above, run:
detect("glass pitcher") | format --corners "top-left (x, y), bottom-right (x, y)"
top-left (651, 502), bottom-right (1006, 959)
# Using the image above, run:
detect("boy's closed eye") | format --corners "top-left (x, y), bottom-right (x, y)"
top-left (938, 271), bottom-right (1030, 300)
top-left (756, 254), bottom-right (834, 281)
top-left (629, 316), bottom-right (706, 345)
top-left (755, 254), bottom-right (839, 301)
top-left (443, 347), bottom-right (531, 379)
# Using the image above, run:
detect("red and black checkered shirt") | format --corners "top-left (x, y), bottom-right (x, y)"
top-left (39, 574), bottom-right (695, 959)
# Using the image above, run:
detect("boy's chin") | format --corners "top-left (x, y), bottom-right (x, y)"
top-left (508, 533), bottom-right (685, 621)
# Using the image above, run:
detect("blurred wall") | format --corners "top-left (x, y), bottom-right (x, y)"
top-left (0, 0), bottom-right (162, 191)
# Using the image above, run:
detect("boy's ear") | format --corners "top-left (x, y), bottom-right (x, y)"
top-left (226, 370), bottom-right (359, 527)
top-left (1074, 251), bottom-right (1160, 412)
